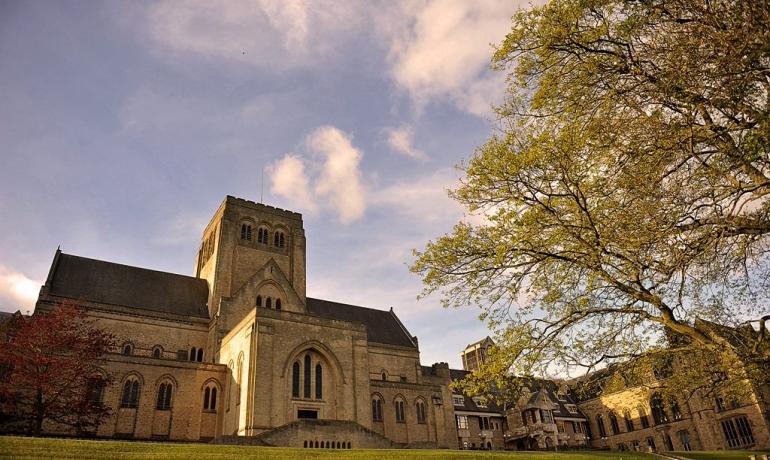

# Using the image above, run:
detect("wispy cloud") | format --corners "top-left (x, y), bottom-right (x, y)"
top-left (384, 125), bottom-right (428, 161)
top-left (0, 266), bottom-right (41, 313)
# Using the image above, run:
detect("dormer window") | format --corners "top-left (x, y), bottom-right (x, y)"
top-left (472, 396), bottom-right (487, 408)
top-left (452, 395), bottom-right (465, 406)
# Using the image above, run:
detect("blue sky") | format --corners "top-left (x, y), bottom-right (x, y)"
top-left (0, 0), bottom-right (534, 368)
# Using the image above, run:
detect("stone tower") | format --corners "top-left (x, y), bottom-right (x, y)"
top-left (194, 196), bottom-right (306, 342)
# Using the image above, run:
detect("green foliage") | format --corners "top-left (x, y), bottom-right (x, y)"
top-left (412, 0), bottom-right (770, 398)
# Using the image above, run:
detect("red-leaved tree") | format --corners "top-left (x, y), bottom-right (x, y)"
top-left (0, 301), bottom-right (116, 435)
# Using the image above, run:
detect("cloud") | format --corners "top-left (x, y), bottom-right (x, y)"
top-left (307, 126), bottom-right (366, 224)
top-left (0, 266), bottom-right (40, 313)
top-left (384, 125), bottom-right (428, 161)
top-left (267, 153), bottom-right (318, 216)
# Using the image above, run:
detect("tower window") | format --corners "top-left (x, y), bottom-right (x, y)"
top-left (274, 231), bottom-right (285, 248)
top-left (190, 347), bottom-right (197, 362)
top-left (152, 346), bottom-right (162, 359)
top-left (275, 298), bottom-right (281, 310)
top-left (258, 228), bottom-right (268, 244)
top-left (266, 297), bottom-right (272, 309)
top-left (122, 343), bottom-right (133, 356)
top-left (241, 224), bottom-right (252, 241)
top-left (197, 348), bottom-right (204, 362)
top-left (315, 363), bottom-right (322, 399)
top-left (256, 295), bottom-right (262, 307)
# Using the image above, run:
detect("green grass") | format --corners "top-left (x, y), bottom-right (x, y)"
top-left (0, 436), bottom-right (658, 460)
top-left (674, 451), bottom-right (770, 460)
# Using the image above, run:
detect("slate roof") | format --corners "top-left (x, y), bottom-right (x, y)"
top-left (306, 297), bottom-right (416, 349)
top-left (446, 369), bottom-right (506, 414)
top-left (47, 252), bottom-right (210, 319)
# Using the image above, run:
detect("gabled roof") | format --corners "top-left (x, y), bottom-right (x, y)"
top-left (46, 251), bottom-right (209, 319)
top-left (306, 297), bottom-right (416, 349)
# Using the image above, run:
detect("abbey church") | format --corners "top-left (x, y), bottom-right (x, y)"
top-left (26, 195), bottom-right (770, 452)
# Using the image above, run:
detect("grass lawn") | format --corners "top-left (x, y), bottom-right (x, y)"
top-left (674, 452), bottom-right (770, 460)
top-left (0, 436), bottom-right (659, 460)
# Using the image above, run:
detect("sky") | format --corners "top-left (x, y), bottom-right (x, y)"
top-left (0, 0), bottom-right (537, 369)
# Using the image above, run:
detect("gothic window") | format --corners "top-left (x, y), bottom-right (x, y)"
top-left (624, 409), bottom-right (634, 431)
top-left (381, 372), bottom-right (386, 381)
top-left (416, 399), bottom-right (427, 424)
top-left (258, 228), bottom-right (268, 245)
top-left (395, 398), bottom-right (405, 423)
top-left (639, 406), bottom-right (650, 428)
top-left (266, 297), bottom-right (272, 309)
top-left (85, 377), bottom-right (105, 406)
top-left (596, 415), bottom-right (607, 437)
top-left (721, 415), bottom-right (754, 448)
top-left (292, 362), bottom-right (300, 398)
top-left (122, 343), bottom-right (133, 356)
top-left (236, 354), bottom-right (243, 406)
top-left (256, 295), bottom-right (262, 307)
top-left (189, 347), bottom-right (197, 362)
top-left (651, 393), bottom-right (669, 425)
top-left (120, 378), bottom-right (140, 408)
top-left (609, 411), bottom-right (620, 435)
top-left (226, 360), bottom-right (233, 411)
top-left (678, 430), bottom-right (692, 451)
top-left (152, 346), bottom-right (162, 359)
top-left (203, 385), bottom-right (218, 412)
top-left (372, 396), bottom-right (383, 421)
top-left (303, 355), bottom-right (311, 398)
top-left (315, 363), bottom-right (322, 399)
top-left (274, 231), bottom-right (285, 248)
top-left (275, 298), bottom-right (281, 310)
top-left (156, 382), bottom-right (173, 410)
top-left (241, 224), bottom-right (252, 241)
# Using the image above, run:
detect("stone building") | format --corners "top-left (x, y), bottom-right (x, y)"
top-left (30, 196), bottom-right (457, 448)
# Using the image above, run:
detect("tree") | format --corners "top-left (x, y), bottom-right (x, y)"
top-left (412, 0), bottom-right (770, 399)
top-left (0, 302), bottom-right (115, 435)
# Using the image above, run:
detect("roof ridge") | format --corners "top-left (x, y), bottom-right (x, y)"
top-left (307, 297), bottom-right (392, 314)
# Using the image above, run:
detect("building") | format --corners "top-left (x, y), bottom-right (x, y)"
top-left (29, 196), bottom-right (457, 448)
top-left (461, 337), bottom-right (494, 372)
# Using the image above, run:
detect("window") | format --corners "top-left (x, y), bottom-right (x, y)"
top-left (303, 355), bottom-right (311, 398)
top-left (266, 297), bottom-right (272, 309)
top-left (203, 385), bottom-right (218, 412)
top-left (85, 377), bottom-right (106, 406)
top-left (472, 396), bottom-right (487, 408)
top-left (256, 295), bottom-right (262, 307)
top-left (596, 415), bottom-right (607, 438)
top-left (372, 396), bottom-right (383, 421)
top-left (639, 406), bottom-right (650, 428)
top-left (276, 298), bottom-right (281, 310)
top-left (646, 436), bottom-right (656, 450)
top-left (156, 382), bottom-right (173, 410)
top-left (663, 434), bottom-right (674, 451)
top-left (152, 346), bottom-right (162, 359)
top-left (236, 354), bottom-right (243, 405)
top-left (452, 395), bottom-right (465, 406)
top-left (721, 415), bottom-right (755, 449)
top-left (274, 231), bottom-right (285, 248)
top-left (226, 360), bottom-right (233, 411)
top-left (478, 416), bottom-right (491, 430)
top-left (572, 421), bottom-right (582, 433)
top-left (292, 362), bottom-right (300, 398)
top-left (395, 399), bottom-right (405, 423)
top-left (609, 411), bottom-right (620, 435)
top-left (197, 348), bottom-right (204, 362)
top-left (190, 347), bottom-right (197, 362)
top-left (624, 409), bottom-right (634, 431)
top-left (241, 224), bottom-right (252, 241)
top-left (416, 400), bottom-right (427, 424)
top-left (120, 379), bottom-right (140, 408)
top-left (315, 363), bottom-right (322, 399)
top-left (541, 409), bottom-right (554, 424)
top-left (456, 415), bottom-right (468, 429)
top-left (257, 228), bottom-right (268, 245)
top-left (671, 400), bottom-right (682, 420)
top-left (678, 430), bottom-right (692, 451)
top-left (651, 394), bottom-right (669, 425)
top-left (122, 343), bottom-right (133, 356)
top-left (565, 404), bottom-right (578, 414)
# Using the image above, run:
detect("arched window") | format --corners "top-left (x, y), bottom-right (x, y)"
top-left (241, 224), bottom-right (252, 241)
top-left (292, 361), bottom-right (300, 398)
top-left (416, 399), bottom-right (427, 424)
top-left (256, 295), bottom-right (262, 307)
top-left (203, 385), bottom-right (218, 411)
top-left (372, 396), bottom-right (383, 421)
top-left (395, 398), bottom-right (406, 423)
top-left (303, 355), bottom-right (311, 398)
top-left (609, 411), bottom-right (620, 434)
top-left (156, 382), bottom-right (173, 410)
top-left (275, 298), bottom-right (281, 310)
top-left (596, 414), bottom-right (607, 437)
top-left (122, 343), bottom-right (133, 356)
top-left (651, 393), bottom-right (669, 425)
top-left (381, 372), bottom-right (386, 381)
top-left (120, 378), bottom-right (140, 408)
top-left (197, 348), bottom-right (204, 362)
top-left (236, 354), bottom-right (243, 406)
top-left (315, 363), bottom-right (322, 399)
top-left (670, 400), bottom-right (682, 420)
top-left (189, 347), bottom-right (197, 362)
top-left (624, 409), bottom-right (634, 431)
top-left (152, 346), bottom-right (162, 359)
top-left (638, 405), bottom-right (650, 428)
top-left (266, 297), bottom-right (272, 309)
top-left (274, 231), bottom-right (285, 248)
top-left (258, 228), bottom-right (268, 245)
top-left (85, 376), bottom-right (106, 406)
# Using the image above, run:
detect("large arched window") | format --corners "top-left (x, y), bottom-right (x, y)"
top-left (651, 393), bottom-right (669, 425)
top-left (596, 414), bottom-right (607, 437)
top-left (609, 411), bottom-right (620, 435)
top-left (638, 405), bottom-right (650, 428)
top-left (416, 399), bottom-right (427, 424)
top-left (394, 398), bottom-right (406, 423)
top-left (624, 409), bottom-right (634, 431)
top-left (274, 231), bottom-right (285, 248)
top-left (156, 381), bottom-right (173, 410)
top-left (303, 355), bottom-right (312, 398)
top-left (203, 384), bottom-right (218, 412)
top-left (315, 363), bottom-right (323, 399)
top-left (120, 378), bottom-right (141, 408)
top-left (292, 361), bottom-right (300, 398)
top-left (372, 395), bottom-right (383, 421)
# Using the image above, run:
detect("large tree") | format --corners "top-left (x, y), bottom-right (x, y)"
top-left (0, 302), bottom-right (115, 435)
top-left (413, 0), bottom-right (770, 398)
